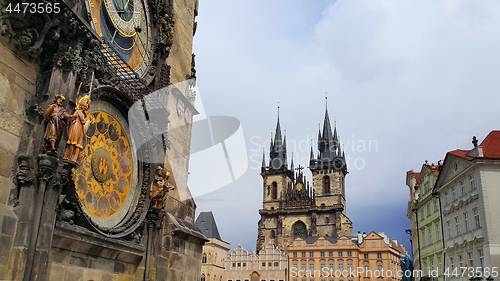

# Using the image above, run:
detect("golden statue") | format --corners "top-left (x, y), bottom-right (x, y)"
top-left (63, 95), bottom-right (91, 163)
top-left (150, 166), bottom-right (174, 209)
top-left (44, 95), bottom-right (71, 152)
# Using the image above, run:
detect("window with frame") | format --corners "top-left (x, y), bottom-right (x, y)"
top-left (420, 209), bottom-right (424, 220)
top-left (338, 251), bottom-right (343, 257)
top-left (444, 192), bottom-right (449, 205)
top-left (321, 252), bottom-right (325, 257)
top-left (329, 263), bottom-right (334, 271)
top-left (338, 264), bottom-right (344, 271)
top-left (347, 251), bottom-right (352, 257)
top-left (447, 221), bottom-right (451, 238)
top-left (371, 242), bottom-right (376, 247)
top-left (201, 274), bottom-right (206, 281)
top-left (427, 205), bottom-right (430, 217)
top-left (377, 265), bottom-right (383, 273)
top-left (473, 207), bottom-right (481, 228)
top-left (464, 212), bottom-right (469, 232)
top-left (458, 255), bottom-right (463, 268)
top-left (271, 182), bottom-right (278, 200)
top-left (469, 174), bottom-right (476, 189)
top-left (302, 252), bottom-right (306, 258)
top-left (433, 200), bottom-right (438, 212)
top-left (202, 254), bottom-right (207, 263)
top-left (431, 259), bottom-right (434, 271)
top-left (329, 251), bottom-right (333, 257)
top-left (293, 264), bottom-right (298, 271)
top-left (262, 262), bottom-right (265, 267)
top-left (428, 228), bottom-right (432, 245)
top-left (436, 224), bottom-right (440, 241)
top-left (321, 263), bottom-right (326, 271)
top-left (364, 254), bottom-right (369, 259)
top-left (274, 262), bottom-right (278, 267)
top-left (309, 252), bottom-right (314, 258)
top-left (452, 187), bottom-right (456, 201)
top-left (438, 257), bottom-right (442, 275)
top-left (323, 176), bottom-right (330, 193)
top-left (450, 257), bottom-right (454, 270)
top-left (460, 180), bottom-right (466, 195)
top-left (301, 264), bottom-right (306, 271)
top-left (309, 264), bottom-right (314, 271)
top-left (468, 252), bottom-right (474, 268)
top-left (365, 265), bottom-right (369, 274)
top-left (478, 249), bottom-right (484, 268)
top-left (293, 252), bottom-right (297, 258)
top-left (421, 230), bottom-right (425, 246)
top-left (455, 216), bottom-right (460, 235)
top-left (377, 253), bottom-right (382, 259)
top-left (347, 263), bottom-right (353, 272)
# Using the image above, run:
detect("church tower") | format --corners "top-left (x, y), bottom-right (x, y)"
top-left (257, 101), bottom-right (352, 251)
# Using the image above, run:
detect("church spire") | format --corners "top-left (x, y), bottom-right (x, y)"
top-left (262, 147), bottom-right (266, 168)
top-left (269, 104), bottom-right (286, 170)
top-left (319, 97), bottom-right (335, 160)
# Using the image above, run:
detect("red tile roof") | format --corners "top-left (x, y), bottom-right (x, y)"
top-left (481, 131), bottom-right (500, 158)
top-left (449, 149), bottom-right (474, 160)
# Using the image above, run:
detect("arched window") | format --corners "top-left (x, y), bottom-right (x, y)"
top-left (271, 230), bottom-right (276, 238)
top-left (271, 182), bottom-right (278, 200)
top-left (202, 253), bottom-right (207, 264)
top-left (323, 176), bottom-right (330, 193)
top-left (201, 274), bottom-right (206, 281)
top-left (292, 221), bottom-right (307, 240)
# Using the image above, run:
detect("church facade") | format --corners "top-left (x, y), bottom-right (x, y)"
top-left (257, 104), bottom-right (353, 251)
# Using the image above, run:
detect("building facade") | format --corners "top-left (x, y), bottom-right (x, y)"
top-left (406, 163), bottom-right (444, 281)
top-left (0, 0), bottom-right (205, 280)
top-left (288, 233), bottom-right (408, 281)
top-left (197, 212), bottom-right (231, 281)
top-left (257, 103), bottom-right (352, 251)
top-left (224, 243), bottom-right (288, 281)
top-left (434, 132), bottom-right (500, 280)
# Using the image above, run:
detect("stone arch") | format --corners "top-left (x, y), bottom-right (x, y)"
top-left (292, 220), bottom-right (307, 239)
top-left (202, 253), bottom-right (207, 263)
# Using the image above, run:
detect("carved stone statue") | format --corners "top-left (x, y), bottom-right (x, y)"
top-left (150, 166), bottom-right (174, 209)
top-left (63, 95), bottom-right (91, 163)
top-left (44, 95), bottom-right (71, 153)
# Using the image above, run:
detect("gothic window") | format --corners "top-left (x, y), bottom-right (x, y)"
top-left (202, 253), bottom-right (207, 263)
top-left (272, 182), bottom-right (277, 200)
top-left (201, 274), bottom-right (205, 281)
top-left (271, 230), bottom-right (276, 238)
top-left (323, 176), bottom-right (330, 193)
top-left (292, 221), bottom-right (307, 240)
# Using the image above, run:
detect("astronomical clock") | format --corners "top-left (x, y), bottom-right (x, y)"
top-left (84, 0), bottom-right (153, 77)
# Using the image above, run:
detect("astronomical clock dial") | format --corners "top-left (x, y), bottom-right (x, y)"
top-left (85, 0), bottom-right (153, 77)
top-left (73, 102), bottom-right (138, 228)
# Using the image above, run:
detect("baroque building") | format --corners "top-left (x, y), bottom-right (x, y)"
top-left (257, 103), bottom-right (353, 251)
top-left (406, 162), bottom-right (443, 281)
top-left (0, 0), bottom-right (206, 280)
top-left (287, 233), bottom-right (408, 281)
top-left (434, 132), bottom-right (500, 280)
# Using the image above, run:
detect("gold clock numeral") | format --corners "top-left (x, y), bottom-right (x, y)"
top-left (92, 17), bottom-right (98, 24)
top-left (89, 2), bottom-right (94, 8)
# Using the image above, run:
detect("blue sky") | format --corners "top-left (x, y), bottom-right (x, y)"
top-left (190, 0), bottom-right (500, 255)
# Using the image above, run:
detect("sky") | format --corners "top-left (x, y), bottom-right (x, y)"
top-left (188, 0), bottom-right (500, 255)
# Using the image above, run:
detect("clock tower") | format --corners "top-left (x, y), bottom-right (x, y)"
top-left (0, 0), bottom-right (204, 280)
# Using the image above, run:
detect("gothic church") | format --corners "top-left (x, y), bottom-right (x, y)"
top-left (257, 103), bottom-right (353, 250)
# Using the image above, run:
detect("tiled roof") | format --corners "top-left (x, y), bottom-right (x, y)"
top-left (448, 149), bottom-right (474, 160)
top-left (195, 211), bottom-right (222, 240)
top-left (481, 131), bottom-right (500, 158)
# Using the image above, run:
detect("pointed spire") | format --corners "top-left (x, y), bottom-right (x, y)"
top-left (262, 147), bottom-right (266, 168)
top-left (290, 152), bottom-right (294, 172)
